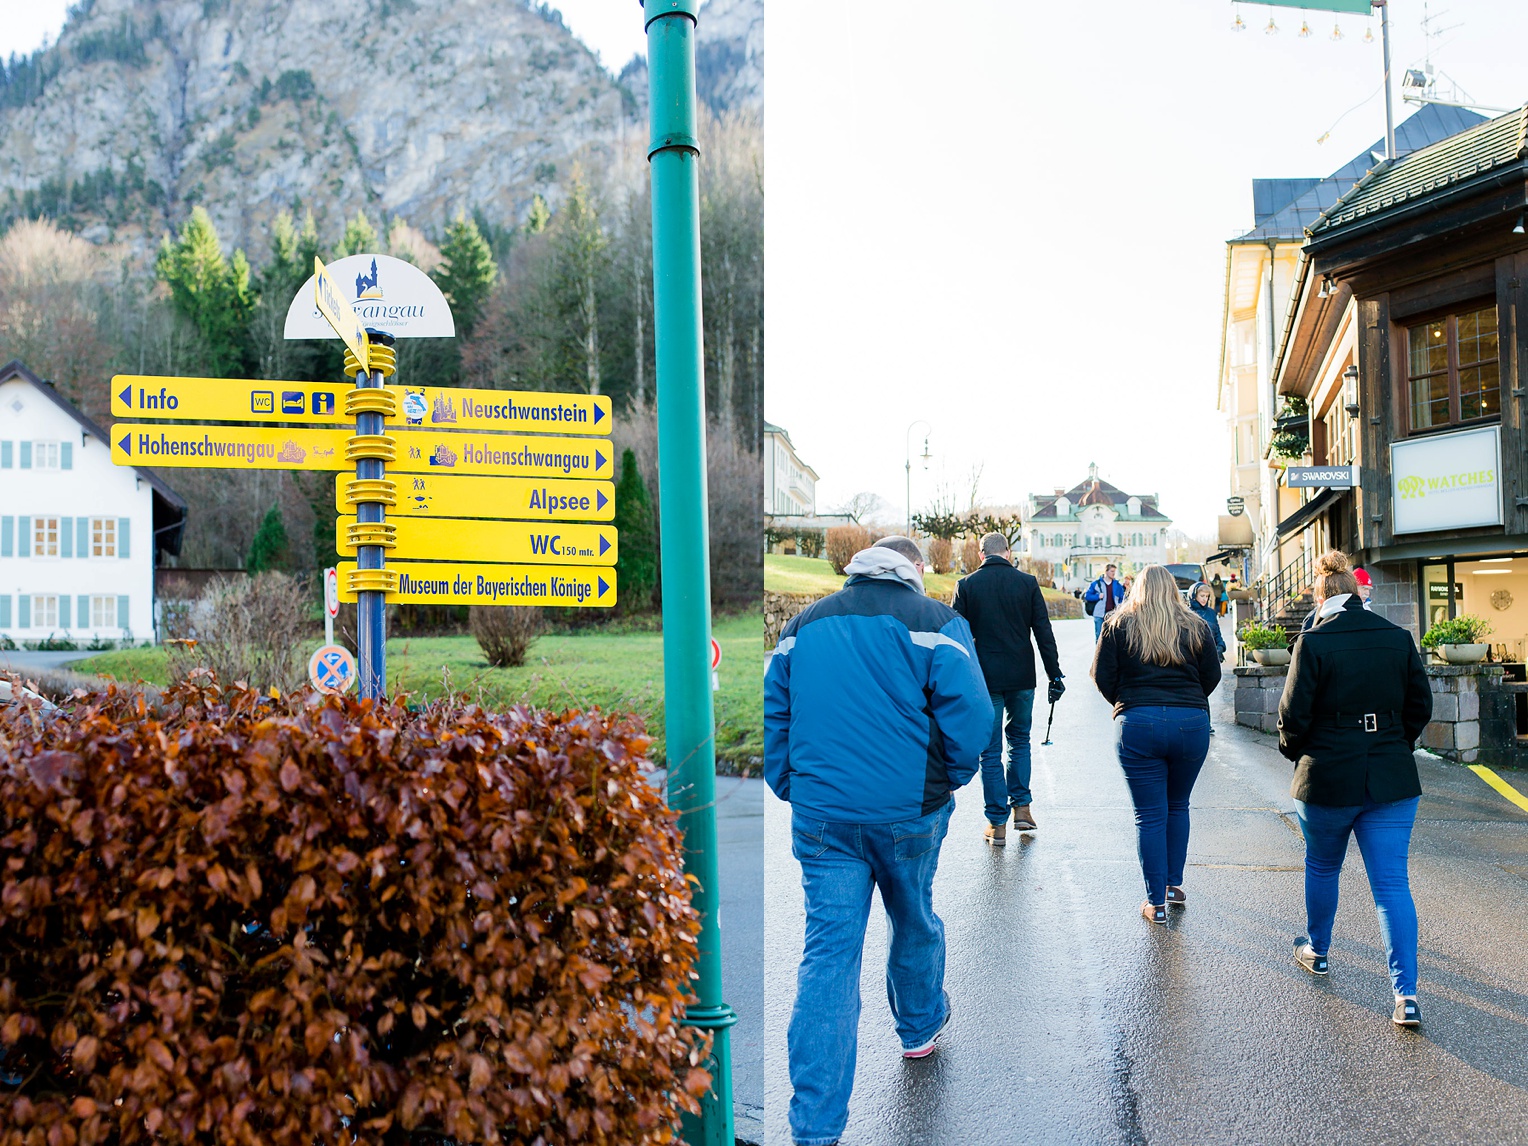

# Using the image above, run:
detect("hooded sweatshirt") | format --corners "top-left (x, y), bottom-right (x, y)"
top-left (1189, 582), bottom-right (1226, 655)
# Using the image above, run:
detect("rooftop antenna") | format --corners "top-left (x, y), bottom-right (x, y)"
top-left (1401, 4), bottom-right (1510, 114)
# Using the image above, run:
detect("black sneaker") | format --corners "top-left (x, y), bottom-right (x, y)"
top-left (1393, 996), bottom-right (1421, 1027)
top-left (1294, 938), bottom-right (1328, 976)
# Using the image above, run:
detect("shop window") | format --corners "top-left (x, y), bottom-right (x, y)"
top-left (1406, 305), bottom-right (1499, 432)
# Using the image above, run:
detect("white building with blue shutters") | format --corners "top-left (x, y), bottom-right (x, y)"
top-left (0, 361), bottom-right (186, 646)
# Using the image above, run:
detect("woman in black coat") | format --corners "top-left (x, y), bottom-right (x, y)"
top-left (1092, 564), bottom-right (1222, 924)
top-left (1276, 553), bottom-right (1433, 1027)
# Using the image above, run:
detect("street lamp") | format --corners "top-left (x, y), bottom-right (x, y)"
top-left (1343, 364), bottom-right (1360, 418)
top-left (905, 420), bottom-right (931, 536)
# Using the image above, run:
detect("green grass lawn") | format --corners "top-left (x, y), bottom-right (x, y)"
top-left (76, 611), bottom-right (763, 774)
top-left (766, 553), bottom-right (1069, 604)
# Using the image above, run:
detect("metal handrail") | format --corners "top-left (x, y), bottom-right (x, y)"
top-left (1256, 548), bottom-right (1313, 631)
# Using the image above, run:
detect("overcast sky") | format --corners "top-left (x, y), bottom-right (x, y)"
top-left (766, 0), bottom-right (1528, 536)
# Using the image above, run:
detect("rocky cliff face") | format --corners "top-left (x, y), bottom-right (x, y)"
top-left (0, 0), bottom-right (760, 257)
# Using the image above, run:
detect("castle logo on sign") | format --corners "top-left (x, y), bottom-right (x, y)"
top-left (1390, 425), bottom-right (1502, 535)
top-left (283, 253), bottom-right (456, 340)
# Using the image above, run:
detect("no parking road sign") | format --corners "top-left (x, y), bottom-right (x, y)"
top-left (308, 644), bottom-right (357, 695)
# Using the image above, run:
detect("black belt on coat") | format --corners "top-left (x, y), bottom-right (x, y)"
top-left (1315, 711), bottom-right (1400, 733)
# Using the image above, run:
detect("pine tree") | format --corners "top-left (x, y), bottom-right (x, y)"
top-left (333, 210), bottom-right (378, 258)
top-left (552, 168), bottom-right (607, 394)
top-left (524, 194), bottom-right (551, 235)
top-left (247, 505), bottom-right (291, 573)
top-left (613, 448), bottom-right (657, 613)
top-left (155, 206), bottom-right (252, 376)
top-left (435, 211), bottom-right (497, 337)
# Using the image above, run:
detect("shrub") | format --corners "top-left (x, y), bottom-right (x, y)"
top-left (469, 605), bottom-right (544, 667)
top-left (0, 678), bottom-right (708, 1144)
top-left (246, 504), bottom-right (291, 573)
top-left (825, 525), bottom-right (874, 575)
top-left (166, 572), bottom-right (316, 693)
top-left (928, 537), bottom-right (955, 575)
top-left (1421, 614), bottom-right (1493, 648)
top-left (1237, 620), bottom-right (1288, 650)
top-left (961, 536), bottom-right (980, 574)
top-left (614, 448), bottom-right (658, 614)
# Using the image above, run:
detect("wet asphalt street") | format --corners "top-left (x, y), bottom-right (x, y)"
top-left (763, 617), bottom-right (1528, 1145)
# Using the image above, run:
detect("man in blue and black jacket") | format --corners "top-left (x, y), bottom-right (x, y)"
top-left (765, 536), bottom-right (991, 1146)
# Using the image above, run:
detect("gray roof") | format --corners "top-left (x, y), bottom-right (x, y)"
top-left (1234, 103), bottom-right (1488, 243)
top-left (1030, 476), bottom-right (1168, 521)
top-left (1310, 103), bottom-right (1528, 236)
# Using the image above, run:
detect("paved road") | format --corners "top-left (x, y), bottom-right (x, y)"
top-left (715, 775), bottom-right (765, 1143)
top-left (0, 650), bottom-right (93, 673)
top-left (764, 617), bottom-right (1528, 1145)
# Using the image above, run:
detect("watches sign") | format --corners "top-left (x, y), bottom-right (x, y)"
top-left (1390, 425), bottom-right (1502, 535)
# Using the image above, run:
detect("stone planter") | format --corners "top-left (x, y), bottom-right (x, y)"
top-left (1251, 648), bottom-right (1291, 666)
top-left (1436, 643), bottom-right (1488, 665)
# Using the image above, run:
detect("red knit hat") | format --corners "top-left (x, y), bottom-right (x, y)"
top-left (1353, 567), bottom-right (1372, 587)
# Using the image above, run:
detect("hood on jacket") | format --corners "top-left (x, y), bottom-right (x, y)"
top-left (1188, 581), bottom-right (1214, 609)
top-left (845, 546), bottom-right (925, 594)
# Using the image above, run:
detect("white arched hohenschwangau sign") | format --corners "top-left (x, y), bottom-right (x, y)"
top-left (284, 253), bottom-right (455, 340)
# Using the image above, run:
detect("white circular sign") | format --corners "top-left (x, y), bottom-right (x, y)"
top-left (309, 644), bottom-right (357, 695)
top-left (324, 568), bottom-right (340, 619)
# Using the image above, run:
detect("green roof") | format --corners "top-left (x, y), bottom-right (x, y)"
top-left (1309, 104), bottom-right (1528, 237)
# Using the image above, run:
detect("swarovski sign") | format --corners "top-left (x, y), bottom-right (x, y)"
top-left (1390, 424), bottom-right (1502, 535)
top-left (1286, 465), bottom-right (1354, 489)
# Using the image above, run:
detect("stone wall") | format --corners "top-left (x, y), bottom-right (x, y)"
top-left (1367, 562), bottom-right (1419, 638)
top-left (1232, 661), bottom-right (1508, 764)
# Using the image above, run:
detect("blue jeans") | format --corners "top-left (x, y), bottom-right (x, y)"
top-left (1093, 611), bottom-right (1105, 640)
top-left (980, 689), bottom-right (1035, 823)
top-left (1115, 706), bottom-right (1211, 905)
top-left (787, 799), bottom-right (955, 1146)
top-left (1293, 795), bottom-right (1420, 997)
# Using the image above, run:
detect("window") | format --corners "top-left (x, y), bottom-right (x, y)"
top-left (90, 517), bottom-right (117, 558)
top-left (32, 595), bottom-right (58, 629)
top-left (31, 441), bottom-right (60, 469)
top-left (33, 517), bottom-right (59, 557)
top-left (91, 596), bottom-right (117, 629)
top-left (1407, 305), bottom-right (1499, 432)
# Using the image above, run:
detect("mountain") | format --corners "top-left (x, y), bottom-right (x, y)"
top-left (0, 0), bottom-right (761, 256)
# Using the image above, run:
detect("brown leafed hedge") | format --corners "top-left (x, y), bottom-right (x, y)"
top-left (0, 675), bottom-right (708, 1144)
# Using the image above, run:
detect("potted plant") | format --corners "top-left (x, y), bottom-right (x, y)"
top-left (1420, 614), bottom-right (1494, 664)
top-left (1238, 620), bottom-right (1291, 666)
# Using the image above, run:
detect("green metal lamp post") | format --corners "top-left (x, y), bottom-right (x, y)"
top-left (643, 2), bottom-right (737, 1144)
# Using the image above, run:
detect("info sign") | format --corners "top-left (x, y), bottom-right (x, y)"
top-left (313, 256), bottom-right (370, 372)
top-left (1390, 425), bottom-right (1502, 536)
top-left (391, 432), bottom-right (612, 480)
top-left (111, 425), bottom-right (350, 470)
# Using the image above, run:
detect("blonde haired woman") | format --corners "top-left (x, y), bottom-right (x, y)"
top-left (1091, 564), bottom-right (1222, 923)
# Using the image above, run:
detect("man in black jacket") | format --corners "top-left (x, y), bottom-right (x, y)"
top-left (952, 533), bottom-right (1064, 843)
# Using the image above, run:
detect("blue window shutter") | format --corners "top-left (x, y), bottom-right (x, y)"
top-left (60, 517), bottom-right (73, 559)
top-left (19, 442), bottom-right (30, 469)
top-left (117, 595), bottom-right (129, 631)
top-left (16, 516), bottom-right (29, 559)
top-left (60, 441), bottom-right (72, 470)
top-left (0, 595), bottom-right (9, 628)
top-left (77, 518), bottom-right (89, 558)
top-left (18, 596), bottom-right (29, 628)
top-left (0, 441), bottom-right (10, 468)
top-left (78, 595), bottom-right (89, 629)
top-left (0, 516), bottom-right (11, 558)
top-left (119, 518), bottom-right (131, 559)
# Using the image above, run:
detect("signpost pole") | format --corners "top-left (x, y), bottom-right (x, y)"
top-left (644, 2), bottom-right (734, 1143)
top-left (355, 330), bottom-right (395, 700)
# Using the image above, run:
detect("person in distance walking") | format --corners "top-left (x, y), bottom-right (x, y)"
top-left (952, 531), bottom-right (1064, 843)
top-left (1091, 564), bottom-right (1221, 924)
top-left (1277, 552), bottom-right (1432, 1028)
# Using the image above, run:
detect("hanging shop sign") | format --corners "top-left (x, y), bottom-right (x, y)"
top-left (1286, 464), bottom-right (1354, 489)
top-left (1390, 425), bottom-right (1502, 535)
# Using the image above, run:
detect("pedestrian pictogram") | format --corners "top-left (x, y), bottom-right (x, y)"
top-left (308, 644), bottom-right (357, 695)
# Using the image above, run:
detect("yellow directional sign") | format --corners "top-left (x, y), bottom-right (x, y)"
top-left (314, 256), bottom-right (370, 373)
top-left (394, 386), bottom-right (612, 435)
top-left (336, 561), bottom-right (616, 608)
top-left (111, 375), bottom-right (350, 423)
top-left (337, 473), bottom-right (616, 521)
top-left (392, 432), bottom-right (613, 480)
top-left (336, 516), bottom-right (617, 565)
top-left (110, 424), bottom-right (350, 470)
top-left (110, 375), bottom-right (613, 436)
